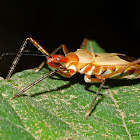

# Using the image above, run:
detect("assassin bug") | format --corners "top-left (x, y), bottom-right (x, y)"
top-left (5, 37), bottom-right (140, 118)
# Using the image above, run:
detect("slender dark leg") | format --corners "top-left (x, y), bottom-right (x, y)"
top-left (51, 44), bottom-right (69, 56)
top-left (6, 39), bottom-right (28, 80)
top-left (11, 69), bottom-right (57, 99)
top-left (6, 37), bottom-right (49, 80)
top-left (35, 61), bottom-right (46, 72)
top-left (11, 62), bottom-right (76, 99)
top-left (85, 79), bottom-right (105, 118)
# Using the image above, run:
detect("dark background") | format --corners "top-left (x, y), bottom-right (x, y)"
top-left (0, 1), bottom-right (140, 78)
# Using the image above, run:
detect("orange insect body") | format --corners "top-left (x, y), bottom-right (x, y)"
top-left (47, 49), bottom-right (140, 83)
top-left (5, 37), bottom-right (140, 118)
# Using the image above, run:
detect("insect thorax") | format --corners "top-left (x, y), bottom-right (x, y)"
top-left (65, 49), bottom-right (95, 71)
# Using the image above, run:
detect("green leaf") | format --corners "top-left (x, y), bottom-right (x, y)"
top-left (0, 40), bottom-right (140, 140)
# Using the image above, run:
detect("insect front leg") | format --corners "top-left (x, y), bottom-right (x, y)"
top-left (11, 69), bottom-right (57, 99)
top-left (51, 44), bottom-right (69, 56)
top-left (35, 44), bottom-right (70, 72)
top-left (84, 74), bottom-right (105, 118)
top-left (6, 37), bottom-right (50, 80)
top-left (12, 67), bottom-right (75, 99)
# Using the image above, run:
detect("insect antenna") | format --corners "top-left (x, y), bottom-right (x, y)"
top-left (85, 79), bottom-right (105, 118)
top-left (0, 52), bottom-right (46, 60)
top-left (11, 69), bottom-right (57, 100)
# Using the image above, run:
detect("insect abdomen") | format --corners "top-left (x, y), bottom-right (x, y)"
top-left (79, 64), bottom-right (140, 79)
top-left (118, 66), bottom-right (140, 79)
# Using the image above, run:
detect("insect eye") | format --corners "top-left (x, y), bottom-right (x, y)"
top-left (56, 57), bottom-right (60, 61)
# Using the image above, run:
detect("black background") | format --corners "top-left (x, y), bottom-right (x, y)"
top-left (0, 1), bottom-right (140, 78)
